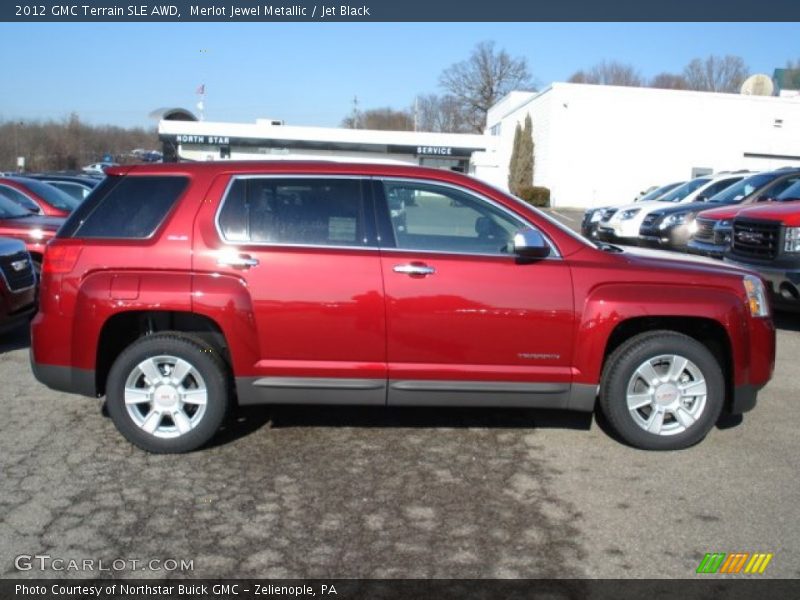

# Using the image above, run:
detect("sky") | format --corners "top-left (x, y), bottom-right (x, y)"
top-left (0, 22), bottom-right (797, 129)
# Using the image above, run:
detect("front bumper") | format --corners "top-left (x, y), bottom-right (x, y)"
top-left (687, 239), bottom-right (726, 259)
top-left (596, 226), bottom-right (639, 245)
top-left (0, 302), bottom-right (36, 334)
top-left (724, 257), bottom-right (800, 304)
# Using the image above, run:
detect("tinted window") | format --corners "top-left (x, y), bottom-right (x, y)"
top-left (17, 179), bottom-right (79, 211)
top-left (777, 179), bottom-right (800, 201)
top-left (218, 178), bottom-right (367, 247)
top-left (708, 173), bottom-right (779, 204)
top-left (0, 184), bottom-right (39, 213)
top-left (46, 181), bottom-right (90, 201)
top-left (63, 175), bottom-right (187, 239)
top-left (639, 182), bottom-right (683, 202)
top-left (767, 176), bottom-right (800, 200)
top-left (381, 181), bottom-right (521, 255)
top-left (0, 193), bottom-right (31, 218)
top-left (699, 177), bottom-right (742, 199)
top-left (659, 178), bottom-right (710, 202)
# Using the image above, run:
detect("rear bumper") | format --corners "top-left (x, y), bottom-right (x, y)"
top-left (30, 355), bottom-right (96, 397)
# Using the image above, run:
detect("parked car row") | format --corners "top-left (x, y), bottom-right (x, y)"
top-left (0, 173), bottom-right (96, 334)
top-left (582, 167), bottom-right (800, 309)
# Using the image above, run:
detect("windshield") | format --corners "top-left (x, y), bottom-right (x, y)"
top-left (777, 180), bottom-right (800, 201)
top-left (639, 181), bottom-right (683, 202)
top-left (0, 193), bottom-right (32, 218)
top-left (657, 178), bottom-right (710, 203)
top-left (707, 173), bottom-right (778, 204)
top-left (17, 178), bottom-right (80, 211)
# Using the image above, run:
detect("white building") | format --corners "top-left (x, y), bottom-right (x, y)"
top-left (156, 82), bottom-right (800, 208)
top-left (484, 83), bottom-right (800, 208)
top-left (155, 111), bottom-right (496, 174)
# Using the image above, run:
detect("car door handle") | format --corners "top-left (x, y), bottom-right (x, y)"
top-left (217, 255), bottom-right (259, 269)
top-left (393, 263), bottom-right (435, 276)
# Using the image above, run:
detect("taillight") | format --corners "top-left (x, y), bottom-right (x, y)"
top-left (42, 244), bottom-right (82, 274)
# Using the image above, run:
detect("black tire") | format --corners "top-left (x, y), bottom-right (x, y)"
top-left (106, 333), bottom-right (230, 453)
top-left (599, 330), bottom-right (724, 450)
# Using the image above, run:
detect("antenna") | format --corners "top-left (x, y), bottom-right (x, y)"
top-left (351, 95), bottom-right (360, 128)
top-left (196, 83), bottom-right (206, 121)
top-left (740, 74), bottom-right (775, 96)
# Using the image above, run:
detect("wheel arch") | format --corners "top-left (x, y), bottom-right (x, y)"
top-left (601, 316), bottom-right (734, 412)
top-left (95, 310), bottom-right (231, 397)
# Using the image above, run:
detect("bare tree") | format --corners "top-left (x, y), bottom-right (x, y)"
top-left (439, 41), bottom-right (533, 133)
top-left (568, 61), bottom-right (643, 87)
top-left (0, 115), bottom-right (157, 172)
top-left (650, 72), bottom-right (688, 90)
top-left (683, 55), bottom-right (749, 93)
top-left (341, 107), bottom-right (414, 131)
top-left (414, 94), bottom-right (470, 133)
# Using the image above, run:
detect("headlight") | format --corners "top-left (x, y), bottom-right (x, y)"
top-left (590, 211), bottom-right (604, 223)
top-left (659, 213), bottom-right (686, 229)
top-left (620, 209), bottom-right (640, 220)
top-left (743, 275), bottom-right (769, 318)
top-left (784, 227), bottom-right (800, 253)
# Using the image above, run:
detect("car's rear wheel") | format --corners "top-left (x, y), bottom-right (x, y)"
top-left (106, 333), bottom-right (229, 453)
top-left (599, 331), bottom-right (724, 450)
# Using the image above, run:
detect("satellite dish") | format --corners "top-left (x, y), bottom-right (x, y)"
top-left (740, 74), bottom-right (775, 96)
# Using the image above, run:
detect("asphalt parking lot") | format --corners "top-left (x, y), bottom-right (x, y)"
top-left (1, 210), bottom-right (798, 580)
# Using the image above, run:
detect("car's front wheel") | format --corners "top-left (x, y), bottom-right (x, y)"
top-left (599, 331), bottom-right (724, 450)
top-left (106, 333), bottom-right (229, 453)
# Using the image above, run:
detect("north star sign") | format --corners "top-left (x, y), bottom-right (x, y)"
top-left (176, 135), bottom-right (230, 145)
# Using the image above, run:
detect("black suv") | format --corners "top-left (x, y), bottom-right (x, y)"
top-left (0, 237), bottom-right (36, 333)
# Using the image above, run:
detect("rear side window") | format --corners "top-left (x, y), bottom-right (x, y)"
top-left (59, 176), bottom-right (188, 239)
top-left (217, 177), bottom-right (369, 247)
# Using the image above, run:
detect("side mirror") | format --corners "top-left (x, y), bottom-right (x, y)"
top-left (511, 228), bottom-right (551, 259)
top-left (695, 194), bottom-right (708, 202)
top-left (756, 195), bottom-right (774, 203)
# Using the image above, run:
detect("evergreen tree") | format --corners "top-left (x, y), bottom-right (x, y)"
top-left (519, 114), bottom-right (534, 189)
top-left (508, 114), bottom-right (534, 195)
top-left (508, 121), bottom-right (523, 195)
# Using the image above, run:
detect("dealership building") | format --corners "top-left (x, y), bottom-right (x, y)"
top-left (157, 81), bottom-right (800, 208)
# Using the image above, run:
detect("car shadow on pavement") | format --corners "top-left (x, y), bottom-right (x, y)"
top-left (774, 312), bottom-right (800, 332)
top-left (203, 405), bottom-right (594, 449)
top-left (0, 325), bottom-right (30, 354)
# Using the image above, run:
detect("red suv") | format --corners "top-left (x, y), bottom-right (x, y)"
top-left (30, 162), bottom-right (775, 453)
top-left (725, 201), bottom-right (800, 307)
